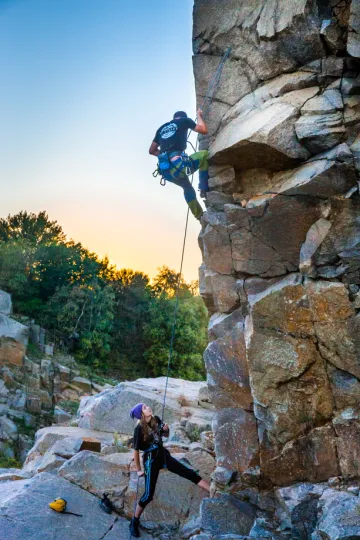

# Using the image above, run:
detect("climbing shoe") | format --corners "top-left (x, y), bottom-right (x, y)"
top-left (98, 492), bottom-right (114, 514)
top-left (129, 517), bottom-right (140, 537)
top-left (188, 199), bottom-right (203, 220)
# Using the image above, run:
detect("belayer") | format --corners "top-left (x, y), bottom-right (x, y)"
top-left (149, 109), bottom-right (209, 220)
top-left (129, 402), bottom-right (210, 537)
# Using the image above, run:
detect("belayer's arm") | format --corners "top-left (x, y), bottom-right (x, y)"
top-left (134, 449), bottom-right (143, 476)
top-left (149, 141), bottom-right (160, 156)
top-left (194, 108), bottom-right (208, 135)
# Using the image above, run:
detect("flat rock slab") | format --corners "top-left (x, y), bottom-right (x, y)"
top-left (103, 517), bottom-right (153, 539)
top-left (32, 425), bottom-right (115, 449)
top-left (0, 472), bottom-right (116, 539)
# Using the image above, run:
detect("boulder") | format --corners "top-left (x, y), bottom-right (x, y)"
top-left (347, 0), bottom-right (360, 58)
top-left (71, 376), bottom-right (91, 393)
top-left (204, 323), bottom-right (252, 410)
top-left (0, 314), bottom-right (29, 366)
top-left (0, 290), bottom-right (12, 315)
top-left (0, 415), bottom-right (18, 441)
top-left (333, 409), bottom-right (360, 477)
top-left (300, 219), bottom-right (332, 274)
top-left (0, 472), bottom-right (117, 539)
top-left (23, 425), bottom-right (115, 475)
top-left (78, 377), bottom-right (211, 435)
top-left (0, 468), bottom-right (30, 482)
top-left (327, 364), bottom-right (360, 410)
top-left (227, 195), bottom-right (320, 278)
top-left (213, 408), bottom-right (259, 473)
top-left (199, 494), bottom-right (256, 537)
top-left (276, 482), bottom-right (325, 538)
top-left (184, 449), bottom-right (216, 484)
top-left (208, 165), bottom-right (236, 194)
top-left (271, 158), bottom-right (357, 199)
top-left (246, 275), bottom-right (334, 444)
top-left (221, 72), bottom-right (318, 128)
top-left (313, 198), bottom-right (360, 282)
top-left (54, 407), bottom-right (72, 424)
top-left (307, 280), bottom-right (359, 379)
top-left (200, 212), bottom-right (233, 275)
top-left (59, 450), bottom-right (130, 510)
top-left (208, 308), bottom-right (245, 342)
top-left (210, 101), bottom-right (309, 171)
top-left (205, 274), bottom-right (239, 313)
top-left (295, 112), bottom-right (345, 154)
top-left (316, 488), bottom-right (360, 539)
top-left (261, 425), bottom-right (340, 486)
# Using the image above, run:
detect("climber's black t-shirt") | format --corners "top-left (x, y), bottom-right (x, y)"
top-left (133, 416), bottom-right (168, 452)
top-left (153, 117), bottom-right (196, 153)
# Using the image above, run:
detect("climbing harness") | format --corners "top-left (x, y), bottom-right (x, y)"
top-left (153, 151), bottom-right (195, 186)
top-left (160, 47), bottom-right (232, 422)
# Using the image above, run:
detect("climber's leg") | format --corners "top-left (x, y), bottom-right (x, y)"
top-left (188, 150), bottom-right (209, 196)
top-left (165, 452), bottom-right (203, 485)
top-left (166, 173), bottom-right (203, 219)
top-left (138, 454), bottom-right (161, 509)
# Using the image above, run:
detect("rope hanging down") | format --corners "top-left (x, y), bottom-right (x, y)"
top-left (160, 47), bottom-right (232, 421)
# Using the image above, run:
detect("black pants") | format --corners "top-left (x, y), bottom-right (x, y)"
top-left (138, 447), bottom-right (202, 508)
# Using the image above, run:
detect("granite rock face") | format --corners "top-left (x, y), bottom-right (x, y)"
top-left (194, 1), bottom-right (360, 538)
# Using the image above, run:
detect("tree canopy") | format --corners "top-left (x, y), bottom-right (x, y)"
top-left (0, 211), bottom-right (208, 381)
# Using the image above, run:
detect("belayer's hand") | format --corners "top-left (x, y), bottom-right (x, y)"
top-left (162, 423), bottom-right (169, 432)
top-left (137, 470), bottom-right (144, 478)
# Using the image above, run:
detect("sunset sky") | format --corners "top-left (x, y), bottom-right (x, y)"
top-left (0, 0), bottom-right (203, 282)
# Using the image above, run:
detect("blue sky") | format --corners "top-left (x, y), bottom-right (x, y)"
top-left (0, 0), bottom-right (202, 281)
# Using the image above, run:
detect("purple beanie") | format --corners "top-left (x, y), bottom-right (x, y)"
top-left (130, 403), bottom-right (144, 420)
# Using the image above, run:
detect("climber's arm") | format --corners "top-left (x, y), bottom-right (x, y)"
top-left (149, 141), bottom-right (160, 156)
top-left (194, 108), bottom-right (208, 135)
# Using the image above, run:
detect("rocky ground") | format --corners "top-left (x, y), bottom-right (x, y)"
top-left (0, 376), bottom-right (216, 539)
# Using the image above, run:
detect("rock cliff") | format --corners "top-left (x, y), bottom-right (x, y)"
top-left (194, 1), bottom-right (360, 538)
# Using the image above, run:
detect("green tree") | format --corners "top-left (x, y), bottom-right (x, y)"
top-left (46, 281), bottom-right (114, 368)
top-left (143, 291), bottom-right (207, 381)
top-left (108, 269), bottom-right (152, 378)
top-left (152, 265), bottom-right (191, 297)
top-left (0, 211), bottom-right (65, 245)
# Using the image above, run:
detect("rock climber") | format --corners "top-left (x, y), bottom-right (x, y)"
top-left (129, 402), bottom-right (210, 537)
top-left (149, 109), bottom-right (209, 220)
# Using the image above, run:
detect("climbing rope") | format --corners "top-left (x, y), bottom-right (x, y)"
top-left (160, 47), bottom-right (231, 422)
top-left (198, 47), bottom-right (232, 121)
top-left (129, 50), bottom-right (232, 535)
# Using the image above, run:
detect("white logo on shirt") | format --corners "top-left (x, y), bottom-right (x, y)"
top-left (160, 123), bottom-right (177, 139)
